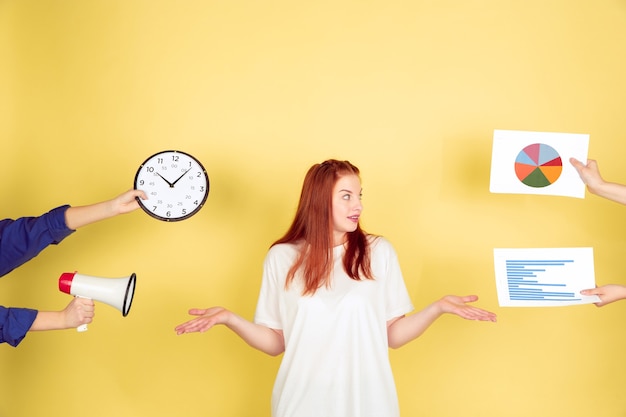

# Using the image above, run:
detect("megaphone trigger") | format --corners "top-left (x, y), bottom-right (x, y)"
top-left (58, 272), bottom-right (137, 332)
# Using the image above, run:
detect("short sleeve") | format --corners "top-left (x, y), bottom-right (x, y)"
top-left (253, 246), bottom-right (286, 329)
top-left (371, 237), bottom-right (414, 320)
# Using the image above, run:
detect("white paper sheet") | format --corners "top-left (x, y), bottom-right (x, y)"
top-left (489, 129), bottom-right (589, 198)
top-left (494, 247), bottom-right (601, 307)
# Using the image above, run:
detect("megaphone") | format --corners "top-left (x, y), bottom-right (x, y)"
top-left (58, 271), bottom-right (136, 332)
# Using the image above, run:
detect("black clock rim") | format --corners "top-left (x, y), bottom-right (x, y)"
top-left (133, 150), bottom-right (210, 222)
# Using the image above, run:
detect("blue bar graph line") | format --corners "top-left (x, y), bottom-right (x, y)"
top-left (506, 260), bottom-right (574, 263)
top-left (510, 297), bottom-right (582, 302)
top-left (509, 282), bottom-right (565, 287)
top-left (510, 291), bottom-right (575, 296)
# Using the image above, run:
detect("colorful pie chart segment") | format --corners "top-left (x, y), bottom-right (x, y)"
top-left (514, 143), bottom-right (562, 188)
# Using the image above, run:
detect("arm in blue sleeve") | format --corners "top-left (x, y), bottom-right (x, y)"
top-left (0, 205), bottom-right (74, 277)
top-left (0, 306), bottom-right (38, 347)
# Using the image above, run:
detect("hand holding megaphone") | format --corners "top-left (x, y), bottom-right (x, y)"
top-left (58, 271), bottom-right (137, 332)
top-left (65, 297), bottom-right (96, 330)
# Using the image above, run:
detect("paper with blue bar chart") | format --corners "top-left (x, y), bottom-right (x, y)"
top-left (494, 248), bottom-right (601, 307)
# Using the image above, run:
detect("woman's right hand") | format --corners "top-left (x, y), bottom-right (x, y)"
top-left (174, 307), bottom-right (231, 335)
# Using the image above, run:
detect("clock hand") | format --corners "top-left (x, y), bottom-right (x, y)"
top-left (170, 167), bottom-right (193, 187)
top-left (156, 172), bottom-right (174, 188)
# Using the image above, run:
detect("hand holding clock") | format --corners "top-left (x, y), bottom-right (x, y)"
top-left (64, 189), bottom-right (147, 230)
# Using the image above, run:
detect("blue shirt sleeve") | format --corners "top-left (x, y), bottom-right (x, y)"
top-left (0, 205), bottom-right (74, 277)
top-left (0, 205), bottom-right (74, 346)
top-left (0, 306), bottom-right (38, 347)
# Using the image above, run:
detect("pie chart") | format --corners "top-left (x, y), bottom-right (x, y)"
top-left (514, 143), bottom-right (562, 188)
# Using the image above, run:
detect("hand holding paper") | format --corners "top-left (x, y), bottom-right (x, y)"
top-left (580, 284), bottom-right (626, 307)
top-left (570, 158), bottom-right (626, 205)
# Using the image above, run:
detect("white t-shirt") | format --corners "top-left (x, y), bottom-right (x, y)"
top-left (254, 237), bottom-right (414, 417)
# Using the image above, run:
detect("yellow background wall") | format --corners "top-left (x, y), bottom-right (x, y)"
top-left (1, 1), bottom-right (625, 416)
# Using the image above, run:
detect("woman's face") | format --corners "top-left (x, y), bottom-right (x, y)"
top-left (331, 173), bottom-right (362, 246)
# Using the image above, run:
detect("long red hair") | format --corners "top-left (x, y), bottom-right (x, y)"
top-left (272, 159), bottom-right (374, 295)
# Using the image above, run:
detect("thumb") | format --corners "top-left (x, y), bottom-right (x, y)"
top-left (569, 157), bottom-right (582, 168)
top-left (76, 297), bottom-right (95, 307)
top-left (188, 308), bottom-right (208, 316)
top-left (459, 294), bottom-right (479, 303)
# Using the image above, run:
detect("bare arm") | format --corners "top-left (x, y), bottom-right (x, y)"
top-left (30, 297), bottom-right (94, 331)
top-left (570, 158), bottom-right (626, 205)
top-left (387, 295), bottom-right (496, 349)
top-left (174, 307), bottom-right (285, 356)
top-left (64, 189), bottom-right (147, 230)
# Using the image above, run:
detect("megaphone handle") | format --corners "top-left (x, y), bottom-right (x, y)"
top-left (75, 296), bottom-right (91, 332)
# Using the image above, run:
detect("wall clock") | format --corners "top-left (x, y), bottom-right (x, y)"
top-left (134, 150), bottom-right (209, 221)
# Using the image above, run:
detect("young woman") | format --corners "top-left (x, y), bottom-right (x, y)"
top-left (571, 157), bottom-right (626, 306)
top-left (0, 189), bottom-right (146, 346)
top-left (175, 159), bottom-right (496, 417)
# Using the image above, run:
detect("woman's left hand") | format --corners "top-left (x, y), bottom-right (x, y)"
top-left (437, 295), bottom-right (497, 322)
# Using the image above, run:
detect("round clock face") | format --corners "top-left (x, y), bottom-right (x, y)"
top-left (134, 150), bottom-right (209, 221)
